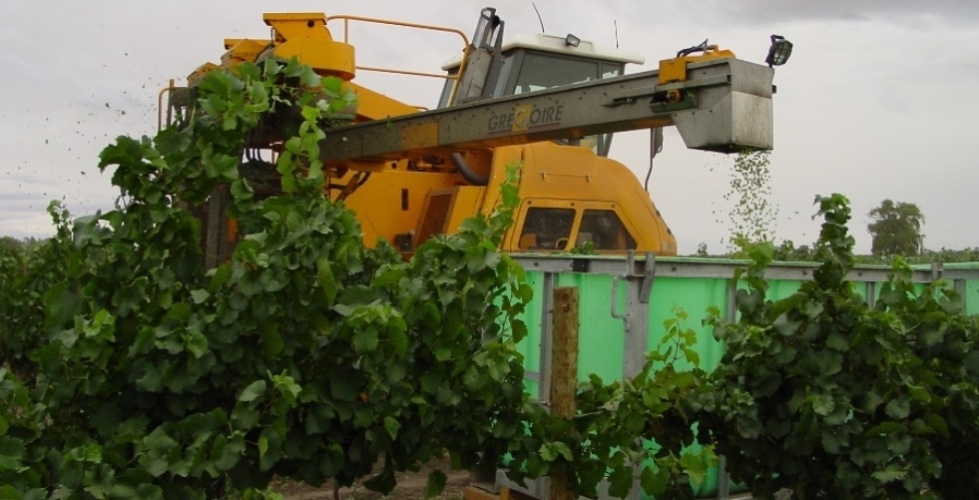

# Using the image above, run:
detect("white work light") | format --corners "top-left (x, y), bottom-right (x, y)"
top-left (565, 34), bottom-right (581, 47)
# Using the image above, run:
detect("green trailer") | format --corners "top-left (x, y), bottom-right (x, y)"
top-left (495, 253), bottom-right (979, 499)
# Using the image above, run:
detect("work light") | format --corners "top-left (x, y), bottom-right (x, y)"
top-left (765, 35), bottom-right (793, 66)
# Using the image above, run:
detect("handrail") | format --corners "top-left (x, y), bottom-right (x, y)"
top-left (159, 14), bottom-right (474, 130)
top-left (157, 79), bottom-right (175, 132)
top-left (327, 14), bottom-right (469, 46)
top-left (326, 14), bottom-right (471, 105)
top-left (354, 66), bottom-right (455, 80)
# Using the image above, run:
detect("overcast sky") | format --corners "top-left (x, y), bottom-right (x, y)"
top-left (2, 1), bottom-right (977, 254)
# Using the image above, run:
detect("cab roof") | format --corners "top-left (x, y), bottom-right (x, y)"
top-left (441, 33), bottom-right (645, 70)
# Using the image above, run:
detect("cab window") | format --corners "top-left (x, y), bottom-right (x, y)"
top-left (576, 210), bottom-right (636, 250)
top-left (508, 51), bottom-right (623, 156)
top-left (512, 53), bottom-right (600, 95)
top-left (518, 207), bottom-right (576, 250)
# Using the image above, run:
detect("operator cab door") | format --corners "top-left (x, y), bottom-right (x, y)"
top-left (508, 199), bottom-right (638, 253)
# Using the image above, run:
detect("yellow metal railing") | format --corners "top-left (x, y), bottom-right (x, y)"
top-left (158, 79), bottom-right (176, 132)
top-left (326, 14), bottom-right (471, 105)
top-left (159, 13), bottom-right (474, 131)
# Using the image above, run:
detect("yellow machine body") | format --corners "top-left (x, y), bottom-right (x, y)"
top-left (169, 10), bottom-right (780, 258)
top-left (342, 143), bottom-right (677, 255)
top-left (497, 145), bottom-right (676, 254)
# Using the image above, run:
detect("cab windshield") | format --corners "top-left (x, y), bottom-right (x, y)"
top-left (512, 52), bottom-right (621, 95)
top-left (507, 51), bottom-right (623, 156)
top-left (438, 49), bottom-right (625, 156)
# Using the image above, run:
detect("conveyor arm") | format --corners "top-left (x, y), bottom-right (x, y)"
top-left (319, 57), bottom-right (774, 164)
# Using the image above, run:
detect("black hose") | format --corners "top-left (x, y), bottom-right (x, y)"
top-left (451, 153), bottom-right (488, 186)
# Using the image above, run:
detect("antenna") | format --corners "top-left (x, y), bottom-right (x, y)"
top-left (532, 3), bottom-right (545, 33)
top-left (614, 20), bottom-right (619, 48)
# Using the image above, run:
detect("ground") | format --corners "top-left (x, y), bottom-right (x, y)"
top-left (274, 455), bottom-right (473, 499)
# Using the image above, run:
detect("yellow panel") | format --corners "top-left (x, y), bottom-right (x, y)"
top-left (658, 47), bottom-right (737, 85)
top-left (187, 62), bottom-right (219, 86)
top-left (344, 82), bottom-right (420, 120)
top-left (343, 170), bottom-right (461, 247)
top-left (443, 187), bottom-right (485, 233)
top-left (272, 38), bottom-right (355, 80)
top-left (658, 58), bottom-right (689, 84)
top-left (263, 13), bottom-right (331, 40)
top-left (221, 39), bottom-right (267, 67)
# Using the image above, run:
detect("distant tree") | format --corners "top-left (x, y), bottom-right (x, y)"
top-left (772, 239), bottom-right (814, 261)
top-left (0, 236), bottom-right (24, 252)
top-left (867, 199), bottom-right (925, 256)
top-left (922, 247), bottom-right (979, 263)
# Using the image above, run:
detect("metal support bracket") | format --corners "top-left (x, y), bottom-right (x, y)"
top-left (610, 273), bottom-right (630, 321)
top-left (610, 251), bottom-right (657, 500)
top-left (611, 252), bottom-right (657, 319)
top-left (610, 251), bottom-right (658, 383)
top-left (639, 253), bottom-right (656, 304)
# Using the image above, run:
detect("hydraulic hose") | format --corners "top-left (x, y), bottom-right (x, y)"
top-left (451, 152), bottom-right (488, 186)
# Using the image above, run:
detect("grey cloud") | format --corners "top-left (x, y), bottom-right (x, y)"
top-left (714, 0), bottom-right (979, 26)
top-left (604, 0), bottom-right (979, 28)
top-left (0, 190), bottom-right (61, 206)
top-left (2, 173), bottom-right (62, 187)
top-left (720, 0), bottom-right (979, 24)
